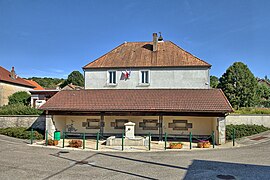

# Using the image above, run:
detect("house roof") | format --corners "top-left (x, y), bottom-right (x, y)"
top-left (61, 83), bottom-right (84, 91)
top-left (83, 41), bottom-right (211, 69)
top-left (0, 66), bottom-right (35, 88)
top-left (24, 79), bottom-right (45, 90)
top-left (40, 89), bottom-right (233, 114)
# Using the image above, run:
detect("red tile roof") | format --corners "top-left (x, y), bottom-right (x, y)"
top-left (83, 41), bottom-right (211, 69)
top-left (24, 79), bottom-right (45, 90)
top-left (0, 66), bottom-right (35, 88)
top-left (40, 89), bottom-right (233, 114)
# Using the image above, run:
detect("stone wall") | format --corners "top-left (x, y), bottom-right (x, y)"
top-left (226, 114), bottom-right (270, 128)
top-left (0, 115), bottom-right (45, 130)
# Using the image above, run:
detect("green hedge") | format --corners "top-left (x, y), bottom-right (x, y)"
top-left (0, 104), bottom-right (43, 115)
top-left (0, 127), bottom-right (43, 140)
top-left (233, 107), bottom-right (270, 114)
top-left (226, 124), bottom-right (270, 140)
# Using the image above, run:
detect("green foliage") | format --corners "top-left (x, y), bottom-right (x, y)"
top-left (8, 91), bottom-right (31, 106)
top-left (226, 124), bottom-right (270, 140)
top-left (210, 75), bottom-right (219, 88)
top-left (233, 107), bottom-right (270, 114)
top-left (0, 104), bottom-right (43, 115)
top-left (257, 83), bottom-right (270, 100)
top-left (0, 127), bottom-right (44, 140)
top-left (218, 62), bottom-right (259, 109)
top-left (27, 77), bottom-right (64, 89)
top-left (260, 100), bottom-right (270, 108)
top-left (60, 71), bottom-right (84, 88)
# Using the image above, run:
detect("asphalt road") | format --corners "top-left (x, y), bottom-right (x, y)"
top-left (0, 135), bottom-right (269, 180)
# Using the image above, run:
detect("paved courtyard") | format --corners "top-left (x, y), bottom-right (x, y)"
top-left (0, 134), bottom-right (270, 180)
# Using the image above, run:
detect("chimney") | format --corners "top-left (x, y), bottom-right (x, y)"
top-left (153, 33), bottom-right (158, 52)
top-left (10, 67), bottom-right (16, 79)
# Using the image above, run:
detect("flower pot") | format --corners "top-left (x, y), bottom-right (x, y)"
top-left (203, 142), bottom-right (210, 148)
top-left (197, 142), bottom-right (204, 148)
top-left (53, 140), bottom-right (58, 146)
top-left (169, 143), bottom-right (183, 149)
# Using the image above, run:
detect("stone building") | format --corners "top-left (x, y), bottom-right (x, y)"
top-left (0, 66), bottom-right (35, 106)
top-left (41, 33), bottom-right (233, 144)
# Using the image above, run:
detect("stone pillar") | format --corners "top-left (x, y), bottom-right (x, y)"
top-left (124, 121), bottom-right (135, 139)
top-left (46, 115), bottom-right (56, 140)
top-left (217, 117), bottom-right (226, 144)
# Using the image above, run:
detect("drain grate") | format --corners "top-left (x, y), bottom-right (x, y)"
top-left (217, 174), bottom-right (236, 180)
top-left (58, 150), bottom-right (70, 154)
top-left (250, 136), bottom-right (267, 141)
top-left (76, 160), bottom-right (89, 165)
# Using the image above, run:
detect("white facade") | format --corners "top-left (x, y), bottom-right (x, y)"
top-left (84, 67), bottom-right (210, 89)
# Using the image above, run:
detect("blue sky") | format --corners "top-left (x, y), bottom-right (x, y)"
top-left (0, 0), bottom-right (269, 79)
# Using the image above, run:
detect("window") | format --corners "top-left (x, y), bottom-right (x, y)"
top-left (139, 119), bottom-right (158, 130)
top-left (108, 71), bottom-right (116, 84)
top-left (111, 119), bottom-right (128, 129)
top-left (82, 119), bottom-right (100, 129)
top-left (140, 70), bottom-right (150, 84)
top-left (168, 120), bottom-right (192, 131)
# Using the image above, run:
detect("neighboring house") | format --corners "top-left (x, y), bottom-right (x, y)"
top-left (41, 33), bottom-right (233, 144)
top-left (0, 66), bottom-right (35, 106)
top-left (29, 89), bottom-right (59, 108)
top-left (24, 79), bottom-right (59, 108)
top-left (257, 78), bottom-right (270, 88)
top-left (61, 83), bottom-right (83, 91)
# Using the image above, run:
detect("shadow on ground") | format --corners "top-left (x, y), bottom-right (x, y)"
top-left (184, 159), bottom-right (270, 180)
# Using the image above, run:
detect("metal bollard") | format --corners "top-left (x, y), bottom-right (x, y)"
top-left (233, 129), bottom-right (235, 146)
top-left (212, 131), bottom-right (215, 148)
top-left (62, 132), bottom-right (65, 148)
top-left (83, 133), bottom-right (86, 149)
top-left (164, 132), bottom-right (167, 150)
top-left (148, 132), bottom-right (151, 151)
top-left (30, 128), bottom-right (33, 145)
top-left (122, 129), bottom-right (124, 151)
top-left (189, 132), bottom-right (192, 149)
top-left (45, 130), bottom-right (48, 146)
top-left (96, 131), bottom-right (100, 150)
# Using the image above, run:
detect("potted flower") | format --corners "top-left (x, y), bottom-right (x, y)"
top-left (197, 140), bottom-right (210, 148)
top-left (69, 140), bottom-right (82, 148)
top-left (48, 139), bottom-right (58, 146)
top-left (169, 142), bottom-right (183, 149)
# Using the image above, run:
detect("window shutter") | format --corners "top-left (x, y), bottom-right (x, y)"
top-left (168, 123), bottom-right (175, 128)
top-left (187, 123), bottom-right (193, 128)
top-left (82, 122), bottom-right (87, 127)
top-left (139, 122), bottom-right (145, 128)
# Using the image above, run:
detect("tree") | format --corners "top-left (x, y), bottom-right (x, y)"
top-left (60, 71), bottom-right (84, 88)
top-left (27, 77), bottom-right (64, 89)
top-left (8, 91), bottom-right (31, 106)
top-left (210, 75), bottom-right (219, 88)
top-left (218, 62), bottom-right (259, 109)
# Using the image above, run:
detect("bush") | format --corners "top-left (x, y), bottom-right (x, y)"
top-left (8, 91), bottom-right (31, 106)
top-left (226, 124), bottom-right (270, 140)
top-left (0, 127), bottom-right (43, 140)
top-left (0, 104), bottom-right (43, 115)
